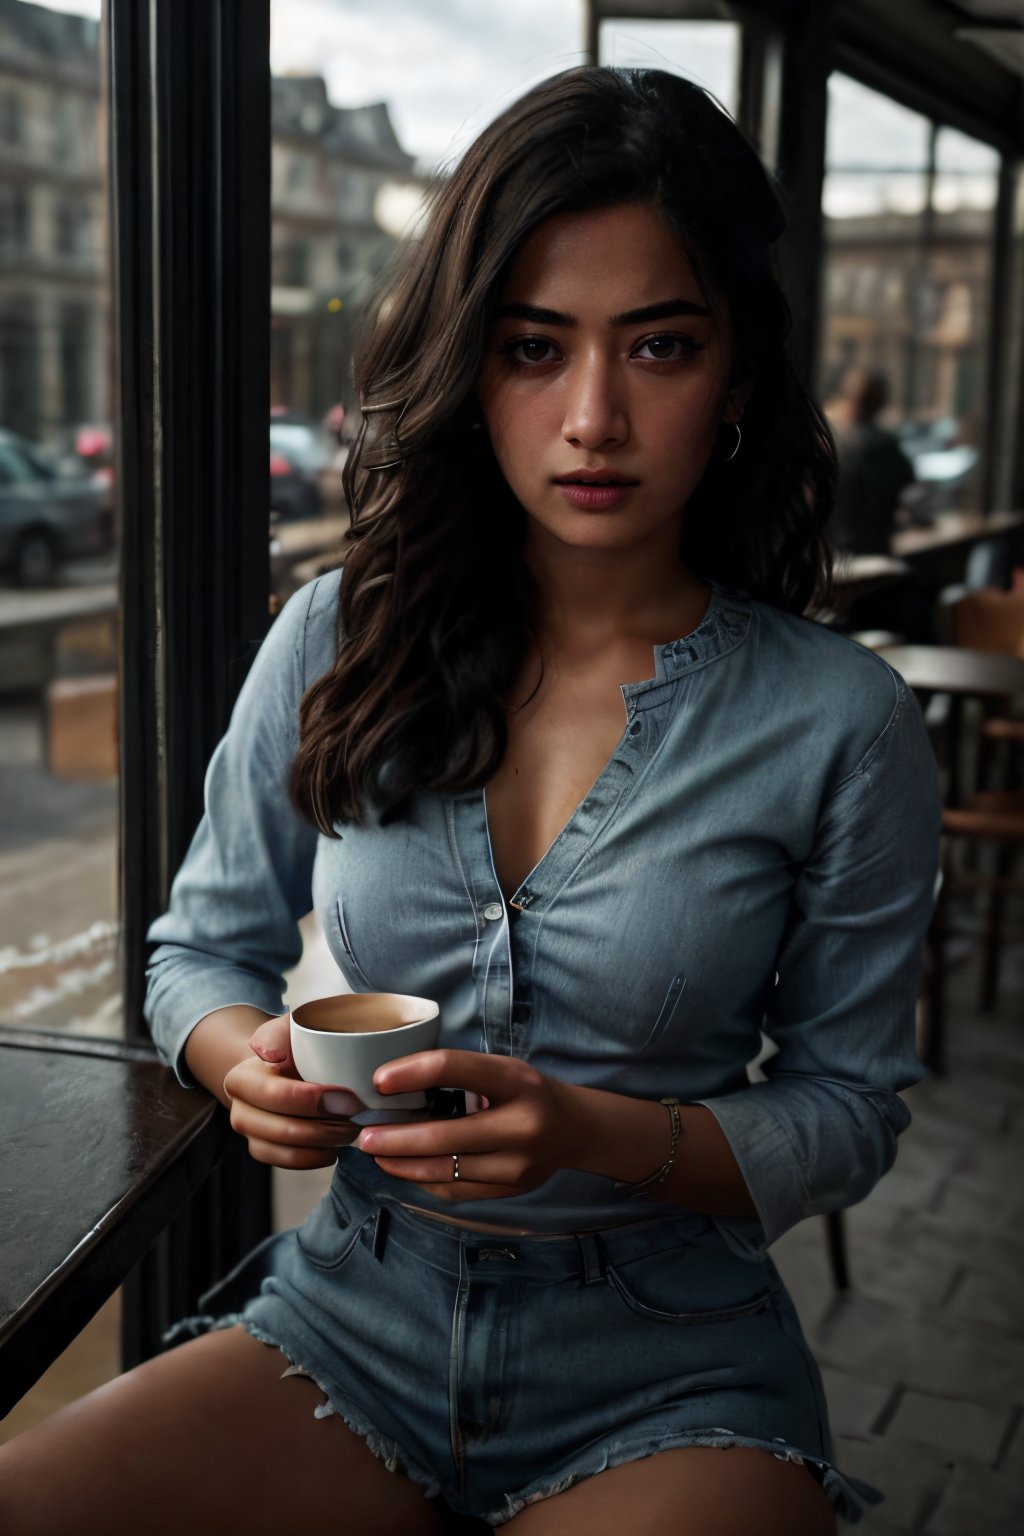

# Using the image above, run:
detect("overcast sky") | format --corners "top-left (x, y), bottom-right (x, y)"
top-left (33, 0), bottom-right (737, 169)
top-left (33, 0), bottom-right (1000, 204)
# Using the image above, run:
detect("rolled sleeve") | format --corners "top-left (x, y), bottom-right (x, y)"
top-left (144, 578), bottom-right (329, 1084)
top-left (697, 672), bottom-right (941, 1246)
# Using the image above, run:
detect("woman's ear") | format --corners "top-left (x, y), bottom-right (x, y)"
top-left (723, 374), bottom-right (753, 424)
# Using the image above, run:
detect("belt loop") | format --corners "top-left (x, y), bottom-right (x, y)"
top-left (576, 1232), bottom-right (606, 1286)
top-left (371, 1206), bottom-right (390, 1262)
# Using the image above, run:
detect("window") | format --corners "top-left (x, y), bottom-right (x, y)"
top-left (0, 183), bottom-right (29, 251)
top-left (272, 238), bottom-right (310, 288)
top-left (0, 88), bottom-right (23, 146)
top-left (0, 5), bottom-right (119, 1040)
top-left (820, 73), bottom-right (1001, 524)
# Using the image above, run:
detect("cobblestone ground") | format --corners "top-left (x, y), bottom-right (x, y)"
top-left (772, 941), bottom-right (1024, 1535)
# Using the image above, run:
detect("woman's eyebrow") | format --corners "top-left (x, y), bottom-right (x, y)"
top-left (493, 298), bottom-right (711, 327)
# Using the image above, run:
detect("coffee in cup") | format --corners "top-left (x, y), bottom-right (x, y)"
top-left (289, 992), bottom-right (440, 1110)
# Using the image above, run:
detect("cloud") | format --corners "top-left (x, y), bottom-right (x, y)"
top-left (270, 0), bottom-right (585, 165)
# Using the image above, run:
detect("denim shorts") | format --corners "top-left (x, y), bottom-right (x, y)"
top-left (172, 1158), bottom-right (880, 1526)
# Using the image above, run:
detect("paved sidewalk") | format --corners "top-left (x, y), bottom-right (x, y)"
top-left (772, 942), bottom-right (1024, 1534)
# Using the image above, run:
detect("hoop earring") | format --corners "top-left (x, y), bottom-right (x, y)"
top-left (723, 421), bottom-right (742, 462)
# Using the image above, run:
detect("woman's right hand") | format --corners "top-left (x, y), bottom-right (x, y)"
top-left (222, 1013), bottom-right (364, 1170)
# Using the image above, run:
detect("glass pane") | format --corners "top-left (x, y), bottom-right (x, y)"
top-left (821, 76), bottom-right (932, 485)
top-left (598, 18), bottom-right (739, 115)
top-left (821, 73), bottom-right (1003, 548)
top-left (916, 127), bottom-right (1000, 513)
top-left (821, 75), bottom-right (936, 555)
top-left (0, 0), bottom-right (120, 1039)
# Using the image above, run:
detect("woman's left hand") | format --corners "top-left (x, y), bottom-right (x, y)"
top-left (353, 1049), bottom-right (587, 1201)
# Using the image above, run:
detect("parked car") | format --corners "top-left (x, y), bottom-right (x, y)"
top-left (269, 412), bottom-right (330, 520)
top-left (0, 429), bottom-right (113, 586)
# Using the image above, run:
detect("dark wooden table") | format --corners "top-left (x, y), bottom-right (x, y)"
top-left (890, 510), bottom-right (1024, 592)
top-left (0, 1028), bottom-right (227, 1419)
top-left (891, 509), bottom-right (1024, 562)
top-left (878, 644), bottom-right (1024, 804)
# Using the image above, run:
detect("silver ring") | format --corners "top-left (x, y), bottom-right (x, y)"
top-left (452, 1154), bottom-right (460, 1181)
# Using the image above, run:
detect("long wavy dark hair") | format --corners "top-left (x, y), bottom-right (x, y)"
top-left (291, 66), bottom-right (836, 831)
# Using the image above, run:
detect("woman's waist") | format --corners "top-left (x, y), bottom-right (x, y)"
top-left (336, 1148), bottom-right (762, 1247)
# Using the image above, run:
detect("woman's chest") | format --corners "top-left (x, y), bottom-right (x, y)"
top-left (485, 668), bottom-right (631, 904)
top-left (311, 702), bottom-right (819, 1065)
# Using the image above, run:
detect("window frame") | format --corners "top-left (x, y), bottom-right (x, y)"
top-left (108, 0), bottom-right (273, 1366)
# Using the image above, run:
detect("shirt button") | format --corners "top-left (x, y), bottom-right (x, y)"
top-left (629, 719), bottom-right (642, 736)
top-left (482, 902), bottom-right (504, 922)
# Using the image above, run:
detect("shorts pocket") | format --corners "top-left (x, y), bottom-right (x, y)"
top-left (295, 1180), bottom-right (367, 1272)
top-left (606, 1241), bottom-right (774, 1325)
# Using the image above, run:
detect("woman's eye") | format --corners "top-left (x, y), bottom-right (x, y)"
top-left (634, 334), bottom-right (703, 362)
top-left (499, 336), bottom-right (558, 366)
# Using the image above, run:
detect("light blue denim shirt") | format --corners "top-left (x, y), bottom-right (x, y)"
top-left (146, 573), bottom-right (940, 1248)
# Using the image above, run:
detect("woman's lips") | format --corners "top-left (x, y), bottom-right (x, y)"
top-left (554, 481), bottom-right (637, 510)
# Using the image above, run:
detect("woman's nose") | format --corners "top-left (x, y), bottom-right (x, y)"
top-left (561, 358), bottom-right (629, 450)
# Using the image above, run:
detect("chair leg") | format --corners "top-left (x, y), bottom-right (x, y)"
top-left (979, 842), bottom-right (1016, 1013)
top-left (825, 1209), bottom-right (850, 1291)
top-left (923, 862), bottom-right (950, 1076)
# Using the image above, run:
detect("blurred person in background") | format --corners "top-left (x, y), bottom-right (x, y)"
top-left (830, 367), bottom-right (916, 557)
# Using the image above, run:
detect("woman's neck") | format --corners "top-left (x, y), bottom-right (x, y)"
top-left (525, 534), bottom-right (709, 651)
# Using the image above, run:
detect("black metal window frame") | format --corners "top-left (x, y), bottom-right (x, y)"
top-left (108, 0), bottom-right (274, 1364)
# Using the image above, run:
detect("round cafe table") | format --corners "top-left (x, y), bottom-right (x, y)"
top-left (878, 644), bottom-right (1024, 805)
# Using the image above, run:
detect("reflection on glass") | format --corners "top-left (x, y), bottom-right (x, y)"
top-left (820, 73), bottom-right (1000, 545)
top-left (0, 1), bottom-right (120, 1037)
top-left (598, 19), bottom-right (739, 115)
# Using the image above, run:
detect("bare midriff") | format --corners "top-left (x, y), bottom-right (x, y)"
top-left (397, 1202), bottom-right (582, 1238)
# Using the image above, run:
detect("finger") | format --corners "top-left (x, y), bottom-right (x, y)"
top-left (230, 1100), bottom-right (360, 1150)
top-left (369, 1152), bottom-right (532, 1187)
top-left (228, 1060), bottom-right (361, 1121)
top-left (248, 1013), bottom-right (293, 1066)
top-left (354, 1108), bottom-right (516, 1160)
top-left (373, 1049), bottom-right (542, 1102)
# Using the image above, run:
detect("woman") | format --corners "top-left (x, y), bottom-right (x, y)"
top-left (0, 68), bottom-right (939, 1535)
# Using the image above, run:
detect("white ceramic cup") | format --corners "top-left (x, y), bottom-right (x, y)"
top-left (289, 992), bottom-right (441, 1110)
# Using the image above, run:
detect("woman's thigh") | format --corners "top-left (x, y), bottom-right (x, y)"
top-left (502, 1446), bottom-right (837, 1536)
top-left (0, 1325), bottom-right (443, 1536)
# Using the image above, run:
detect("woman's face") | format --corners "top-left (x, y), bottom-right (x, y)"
top-left (477, 202), bottom-right (744, 561)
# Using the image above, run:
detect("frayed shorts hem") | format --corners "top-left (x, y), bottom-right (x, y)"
top-left (485, 1430), bottom-right (879, 1527)
top-left (165, 1312), bottom-right (875, 1527)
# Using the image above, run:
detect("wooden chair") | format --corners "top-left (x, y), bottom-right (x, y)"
top-left (950, 584), bottom-right (1024, 796)
top-left (910, 585), bottom-right (1024, 1041)
top-left (923, 797), bottom-right (1024, 1071)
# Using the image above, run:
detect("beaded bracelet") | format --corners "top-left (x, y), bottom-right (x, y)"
top-left (616, 1097), bottom-right (682, 1199)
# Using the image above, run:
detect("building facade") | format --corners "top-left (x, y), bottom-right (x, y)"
top-left (270, 74), bottom-right (427, 424)
top-left (0, 0), bottom-right (107, 447)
